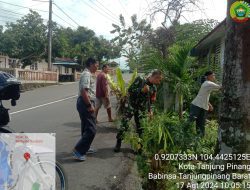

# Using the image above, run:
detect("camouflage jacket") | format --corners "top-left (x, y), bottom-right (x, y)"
top-left (128, 76), bottom-right (157, 112)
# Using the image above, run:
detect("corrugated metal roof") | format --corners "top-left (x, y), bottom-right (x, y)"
top-left (53, 62), bottom-right (79, 66)
top-left (191, 19), bottom-right (226, 56)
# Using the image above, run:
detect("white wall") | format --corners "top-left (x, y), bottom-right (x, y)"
top-left (0, 56), bottom-right (9, 68)
top-left (24, 59), bottom-right (49, 71)
top-left (36, 60), bottom-right (49, 71)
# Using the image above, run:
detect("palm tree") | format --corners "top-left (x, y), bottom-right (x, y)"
top-left (167, 43), bottom-right (196, 119)
top-left (140, 43), bottom-right (207, 118)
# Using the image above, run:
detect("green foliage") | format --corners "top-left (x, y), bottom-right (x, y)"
top-left (52, 26), bottom-right (120, 65)
top-left (0, 10), bottom-right (47, 67)
top-left (123, 126), bottom-right (142, 151)
top-left (131, 112), bottom-right (219, 189)
top-left (127, 69), bottom-right (138, 88)
top-left (175, 19), bottom-right (219, 45)
top-left (106, 68), bottom-right (137, 115)
top-left (116, 68), bottom-right (126, 97)
top-left (0, 10), bottom-right (120, 67)
top-left (141, 113), bottom-right (175, 155)
top-left (140, 46), bottom-right (168, 75)
top-left (111, 14), bottom-right (152, 70)
top-left (168, 43), bottom-right (199, 117)
top-left (148, 26), bottom-right (175, 58)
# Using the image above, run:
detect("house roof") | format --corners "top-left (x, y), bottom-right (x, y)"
top-left (53, 57), bottom-right (80, 68)
top-left (53, 61), bottom-right (79, 65)
top-left (53, 61), bottom-right (79, 67)
top-left (54, 57), bottom-right (75, 62)
top-left (191, 19), bottom-right (226, 56)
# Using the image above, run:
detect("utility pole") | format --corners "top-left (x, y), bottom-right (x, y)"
top-left (48, 0), bottom-right (52, 71)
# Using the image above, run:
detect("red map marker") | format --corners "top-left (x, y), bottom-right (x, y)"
top-left (24, 152), bottom-right (30, 161)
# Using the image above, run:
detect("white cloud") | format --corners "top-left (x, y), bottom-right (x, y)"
top-left (0, 0), bottom-right (227, 35)
top-left (0, 0), bottom-right (227, 69)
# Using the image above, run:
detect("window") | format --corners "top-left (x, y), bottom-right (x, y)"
top-left (65, 67), bottom-right (69, 74)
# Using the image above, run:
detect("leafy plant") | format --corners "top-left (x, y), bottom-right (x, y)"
top-left (141, 113), bottom-right (175, 156)
top-left (166, 43), bottom-right (197, 119)
top-left (106, 67), bottom-right (137, 115)
top-left (123, 126), bottom-right (142, 151)
top-left (131, 112), bottom-right (219, 190)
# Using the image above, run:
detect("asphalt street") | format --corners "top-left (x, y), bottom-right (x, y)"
top-left (1, 77), bottom-right (141, 190)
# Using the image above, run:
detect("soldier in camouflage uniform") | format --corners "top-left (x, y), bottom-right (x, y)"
top-left (114, 70), bottom-right (163, 152)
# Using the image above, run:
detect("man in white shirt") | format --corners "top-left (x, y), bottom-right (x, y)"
top-left (190, 71), bottom-right (221, 137)
top-left (73, 58), bottom-right (98, 161)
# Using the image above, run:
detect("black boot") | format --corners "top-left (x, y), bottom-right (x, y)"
top-left (114, 139), bottom-right (121, 152)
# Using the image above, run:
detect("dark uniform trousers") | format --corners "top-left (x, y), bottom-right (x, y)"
top-left (116, 76), bottom-right (155, 142)
top-left (189, 104), bottom-right (207, 137)
top-left (75, 96), bottom-right (96, 155)
top-left (116, 103), bottom-right (146, 141)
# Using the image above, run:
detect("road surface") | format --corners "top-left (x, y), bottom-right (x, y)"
top-left (1, 78), bottom-right (141, 190)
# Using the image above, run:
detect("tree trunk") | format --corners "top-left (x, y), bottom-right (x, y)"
top-left (174, 92), bottom-right (183, 119)
top-left (219, 0), bottom-right (250, 154)
top-left (163, 82), bottom-right (174, 111)
top-left (178, 94), bottom-right (183, 119)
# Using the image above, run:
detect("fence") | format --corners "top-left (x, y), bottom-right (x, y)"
top-left (75, 68), bottom-right (115, 81)
top-left (74, 72), bottom-right (81, 81)
top-left (0, 68), bottom-right (58, 83)
top-left (0, 67), bottom-right (116, 83)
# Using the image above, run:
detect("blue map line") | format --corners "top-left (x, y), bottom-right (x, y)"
top-left (0, 140), bottom-right (13, 189)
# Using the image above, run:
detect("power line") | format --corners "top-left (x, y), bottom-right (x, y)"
top-left (82, 0), bottom-right (119, 24)
top-left (0, 14), bottom-right (49, 25)
top-left (53, 3), bottom-right (80, 27)
top-left (13, 2), bottom-right (43, 11)
top-left (118, 0), bottom-right (129, 18)
top-left (88, 0), bottom-right (120, 23)
top-left (53, 12), bottom-right (76, 28)
top-left (0, 4), bottom-right (73, 28)
top-left (0, 8), bottom-right (26, 16)
top-left (79, 0), bottom-right (120, 25)
top-left (0, 0), bottom-right (48, 12)
top-left (0, 15), bottom-right (19, 20)
top-left (94, 0), bottom-right (119, 20)
top-left (0, 19), bottom-right (16, 22)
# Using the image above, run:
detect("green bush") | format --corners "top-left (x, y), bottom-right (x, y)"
top-left (124, 112), bottom-right (219, 190)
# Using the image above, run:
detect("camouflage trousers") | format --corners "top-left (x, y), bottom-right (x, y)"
top-left (116, 104), bottom-right (147, 141)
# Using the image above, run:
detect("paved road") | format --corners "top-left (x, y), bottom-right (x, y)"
top-left (1, 79), bottom-right (141, 190)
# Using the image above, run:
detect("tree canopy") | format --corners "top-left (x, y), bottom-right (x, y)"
top-left (1, 10), bottom-right (46, 66)
top-left (0, 10), bottom-right (120, 67)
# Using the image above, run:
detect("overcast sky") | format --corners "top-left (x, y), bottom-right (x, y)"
top-left (0, 0), bottom-right (227, 68)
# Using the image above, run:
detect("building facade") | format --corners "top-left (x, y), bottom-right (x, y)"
top-left (191, 20), bottom-right (226, 79)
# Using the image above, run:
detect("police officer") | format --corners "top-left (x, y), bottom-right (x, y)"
top-left (114, 70), bottom-right (163, 152)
